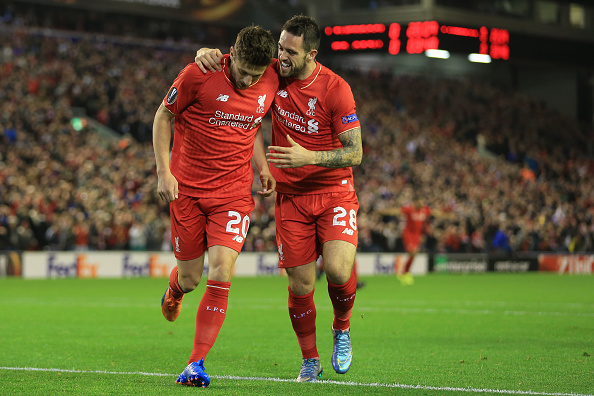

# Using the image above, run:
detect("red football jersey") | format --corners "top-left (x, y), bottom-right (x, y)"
top-left (163, 55), bottom-right (279, 198)
top-left (402, 205), bottom-right (431, 235)
top-left (270, 60), bottom-right (361, 194)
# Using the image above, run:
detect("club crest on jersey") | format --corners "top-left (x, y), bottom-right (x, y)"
top-left (342, 113), bottom-right (359, 124)
top-left (166, 87), bottom-right (177, 105)
top-left (306, 97), bottom-right (317, 116)
top-left (256, 94), bottom-right (266, 113)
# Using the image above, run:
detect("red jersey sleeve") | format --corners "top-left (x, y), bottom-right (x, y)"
top-left (326, 78), bottom-right (360, 136)
top-left (163, 63), bottom-right (204, 115)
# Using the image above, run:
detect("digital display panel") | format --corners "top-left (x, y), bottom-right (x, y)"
top-left (323, 21), bottom-right (510, 60)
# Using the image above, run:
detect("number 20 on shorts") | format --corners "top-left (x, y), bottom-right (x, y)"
top-left (226, 211), bottom-right (250, 243)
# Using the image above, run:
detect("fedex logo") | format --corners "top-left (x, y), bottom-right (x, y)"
top-left (122, 254), bottom-right (187, 278)
top-left (257, 254), bottom-right (279, 275)
top-left (122, 254), bottom-right (169, 277)
top-left (374, 255), bottom-right (396, 274)
top-left (47, 254), bottom-right (98, 278)
top-left (341, 114), bottom-right (358, 124)
top-left (122, 255), bottom-right (151, 277)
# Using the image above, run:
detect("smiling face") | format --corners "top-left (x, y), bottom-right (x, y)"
top-left (229, 47), bottom-right (268, 90)
top-left (277, 30), bottom-right (317, 80)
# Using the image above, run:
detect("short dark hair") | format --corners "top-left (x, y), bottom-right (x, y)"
top-left (281, 15), bottom-right (321, 53)
top-left (234, 25), bottom-right (276, 67)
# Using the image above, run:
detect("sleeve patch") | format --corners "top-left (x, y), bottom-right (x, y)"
top-left (342, 114), bottom-right (358, 124)
top-left (166, 87), bottom-right (178, 105)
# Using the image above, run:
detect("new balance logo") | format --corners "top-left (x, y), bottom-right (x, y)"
top-left (342, 228), bottom-right (354, 236)
top-left (232, 235), bottom-right (244, 243)
top-left (216, 94), bottom-right (229, 102)
top-left (277, 90), bottom-right (288, 98)
top-left (175, 236), bottom-right (181, 253)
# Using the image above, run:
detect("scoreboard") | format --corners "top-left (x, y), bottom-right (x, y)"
top-left (323, 21), bottom-right (510, 60)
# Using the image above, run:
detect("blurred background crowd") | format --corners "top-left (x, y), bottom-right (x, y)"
top-left (1, 2), bottom-right (593, 254)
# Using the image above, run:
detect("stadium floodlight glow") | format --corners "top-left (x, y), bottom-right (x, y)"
top-left (468, 53), bottom-right (492, 63)
top-left (425, 49), bottom-right (450, 59)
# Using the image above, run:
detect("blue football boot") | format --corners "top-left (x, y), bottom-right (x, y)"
top-left (296, 358), bottom-right (323, 382)
top-left (176, 359), bottom-right (210, 387)
top-left (331, 328), bottom-right (352, 374)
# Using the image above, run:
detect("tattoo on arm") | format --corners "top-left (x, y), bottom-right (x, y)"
top-left (314, 128), bottom-right (362, 168)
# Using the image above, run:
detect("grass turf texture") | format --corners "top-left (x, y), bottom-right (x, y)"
top-left (0, 273), bottom-right (592, 395)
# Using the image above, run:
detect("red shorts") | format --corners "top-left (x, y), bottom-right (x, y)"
top-left (170, 194), bottom-right (254, 261)
top-left (402, 231), bottom-right (421, 253)
top-left (275, 191), bottom-right (359, 268)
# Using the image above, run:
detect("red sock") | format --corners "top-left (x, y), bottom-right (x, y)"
top-left (288, 287), bottom-right (318, 359)
top-left (327, 271), bottom-right (357, 331)
top-left (187, 280), bottom-right (230, 363)
top-left (404, 255), bottom-right (414, 273)
top-left (168, 266), bottom-right (184, 297)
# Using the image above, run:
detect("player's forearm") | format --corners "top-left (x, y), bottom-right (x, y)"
top-left (252, 129), bottom-right (271, 173)
top-left (153, 106), bottom-right (174, 175)
top-left (313, 146), bottom-right (361, 168)
top-left (313, 128), bottom-right (362, 168)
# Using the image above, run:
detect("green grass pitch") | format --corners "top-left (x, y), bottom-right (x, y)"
top-left (0, 273), bottom-right (592, 395)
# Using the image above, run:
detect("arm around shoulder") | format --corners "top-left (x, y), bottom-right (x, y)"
top-left (195, 48), bottom-right (223, 73)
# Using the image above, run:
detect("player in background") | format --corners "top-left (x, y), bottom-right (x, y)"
top-left (195, 15), bottom-right (362, 383)
top-left (380, 197), bottom-right (452, 285)
top-left (153, 26), bottom-right (278, 387)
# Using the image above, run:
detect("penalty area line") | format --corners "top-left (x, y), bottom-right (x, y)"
top-left (1, 366), bottom-right (591, 396)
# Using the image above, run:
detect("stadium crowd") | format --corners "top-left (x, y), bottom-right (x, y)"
top-left (1, 6), bottom-right (593, 255)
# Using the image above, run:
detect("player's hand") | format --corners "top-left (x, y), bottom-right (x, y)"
top-left (257, 170), bottom-right (276, 197)
top-left (195, 48), bottom-right (223, 73)
top-left (267, 135), bottom-right (314, 168)
top-left (157, 171), bottom-right (179, 203)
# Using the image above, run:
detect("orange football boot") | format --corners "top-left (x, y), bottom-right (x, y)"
top-left (161, 287), bottom-right (184, 321)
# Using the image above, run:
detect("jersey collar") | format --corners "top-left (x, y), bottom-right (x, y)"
top-left (221, 55), bottom-right (234, 87)
top-left (287, 61), bottom-right (322, 90)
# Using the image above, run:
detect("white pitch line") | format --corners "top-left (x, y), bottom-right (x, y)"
top-left (242, 304), bottom-right (594, 318)
top-left (356, 306), bottom-right (594, 317)
top-left (2, 299), bottom-right (593, 318)
top-left (1, 366), bottom-right (591, 396)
